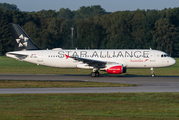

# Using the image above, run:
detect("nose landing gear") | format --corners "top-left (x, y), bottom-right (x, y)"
top-left (151, 67), bottom-right (155, 77)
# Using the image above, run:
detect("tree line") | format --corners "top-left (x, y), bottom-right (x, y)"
top-left (0, 3), bottom-right (179, 56)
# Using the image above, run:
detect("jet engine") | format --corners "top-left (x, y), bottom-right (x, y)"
top-left (106, 64), bottom-right (127, 74)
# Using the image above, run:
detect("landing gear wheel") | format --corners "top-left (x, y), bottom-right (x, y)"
top-left (152, 74), bottom-right (155, 77)
top-left (91, 72), bottom-right (96, 77)
top-left (95, 72), bottom-right (100, 77)
top-left (91, 72), bottom-right (100, 77)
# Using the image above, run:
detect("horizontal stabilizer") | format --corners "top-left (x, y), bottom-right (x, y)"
top-left (6, 52), bottom-right (28, 60)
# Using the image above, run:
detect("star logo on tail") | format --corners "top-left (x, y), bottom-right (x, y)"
top-left (16, 34), bottom-right (29, 48)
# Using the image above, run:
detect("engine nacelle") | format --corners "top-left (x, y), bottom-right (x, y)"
top-left (106, 65), bottom-right (127, 74)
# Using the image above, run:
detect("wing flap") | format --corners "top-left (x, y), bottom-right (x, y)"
top-left (65, 54), bottom-right (107, 68)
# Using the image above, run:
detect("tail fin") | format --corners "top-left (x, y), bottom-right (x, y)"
top-left (9, 23), bottom-right (40, 51)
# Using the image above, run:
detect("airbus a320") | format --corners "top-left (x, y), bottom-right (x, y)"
top-left (6, 23), bottom-right (176, 77)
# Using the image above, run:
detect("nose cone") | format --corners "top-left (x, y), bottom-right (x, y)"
top-left (170, 58), bottom-right (176, 66)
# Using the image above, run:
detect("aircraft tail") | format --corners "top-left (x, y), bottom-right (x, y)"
top-left (9, 23), bottom-right (40, 51)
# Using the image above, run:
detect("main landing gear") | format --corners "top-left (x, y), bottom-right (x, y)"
top-left (91, 68), bottom-right (100, 77)
top-left (91, 71), bottom-right (100, 77)
top-left (151, 67), bottom-right (155, 77)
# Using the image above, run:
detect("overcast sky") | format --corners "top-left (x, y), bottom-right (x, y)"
top-left (1, 0), bottom-right (179, 12)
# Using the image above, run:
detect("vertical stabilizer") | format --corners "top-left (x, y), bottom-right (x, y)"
top-left (9, 23), bottom-right (40, 51)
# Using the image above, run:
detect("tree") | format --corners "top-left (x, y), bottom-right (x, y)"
top-left (131, 9), bottom-right (146, 49)
top-left (74, 5), bottom-right (107, 19)
top-left (75, 18), bottom-right (103, 49)
top-left (0, 9), bottom-right (13, 55)
top-left (36, 10), bottom-right (57, 19)
top-left (57, 8), bottom-right (74, 19)
top-left (152, 18), bottom-right (177, 56)
top-left (0, 3), bottom-right (19, 11)
top-left (142, 10), bottom-right (160, 48)
top-left (12, 10), bottom-right (26, 25)
top-left (103, 11), bottom-right (133, 49)
top-left (22, 22), bottom-right (41, 47)
top-left (47, 18), bottom-right (67, 48)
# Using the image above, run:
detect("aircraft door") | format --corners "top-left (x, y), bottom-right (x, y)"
top-left (150, 51), bottom-right (155, 62)
top-left (38, 52), bottom-right (43, 63)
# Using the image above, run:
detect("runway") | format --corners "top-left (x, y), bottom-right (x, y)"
top-left (0, 74), bottom-right (179, 93)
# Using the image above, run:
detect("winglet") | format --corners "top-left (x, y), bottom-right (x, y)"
top-left (65, 54), bottom-right (70, 59)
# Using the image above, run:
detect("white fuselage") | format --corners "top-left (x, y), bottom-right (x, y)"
top-left (6, 49), bottom-right (176, 69)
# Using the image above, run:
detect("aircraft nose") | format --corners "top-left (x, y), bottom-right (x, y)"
top-left (170, 58), bottom-right (176, 66)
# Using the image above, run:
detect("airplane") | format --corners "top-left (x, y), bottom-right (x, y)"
top-left (6, 23), bottom-right (176, 77)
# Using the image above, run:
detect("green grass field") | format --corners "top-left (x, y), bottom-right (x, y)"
top-left (0, 80), bottom-right (137, 88)
top-left (0, 56), bottom-right (178, 76)
top-left (0, 56), bottom-right (179, 120)
top-left (0, 93), bottom-right (179, 120)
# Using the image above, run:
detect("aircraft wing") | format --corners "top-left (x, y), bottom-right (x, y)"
top-left (65, 54), bottom-right (107, 68)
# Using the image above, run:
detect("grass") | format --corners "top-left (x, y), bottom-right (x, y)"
top-left (0, 80), bottom-right (137, 88)
top-left (0, 56), bottom-right (178, 120)
top-left (0, 93), bottom-right (179, 119)
top-left (0, 56), bottom-right (91, 74)
top-left (0, 56), bottom-right (179, 76)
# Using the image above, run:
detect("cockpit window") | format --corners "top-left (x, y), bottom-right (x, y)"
top-left (161, 54), bottom-right (169, 57)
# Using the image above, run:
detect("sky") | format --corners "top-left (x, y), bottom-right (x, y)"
top-left (1, 0), bottom-right (179, 12)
